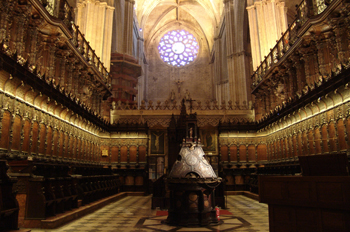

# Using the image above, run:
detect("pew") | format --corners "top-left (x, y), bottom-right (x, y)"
top-left (0, 160), bottom-right (19, 232)
top-left (25, 163), bottom-right (121, 219)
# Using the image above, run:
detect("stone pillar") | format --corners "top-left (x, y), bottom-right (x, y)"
top-left (124, 0), bottom-right (134, 56)
top-left (224, 0), bottom-right (250, 107)
top-left (246, 0), bottom-right (288, 69)
top-left (75, 0), bottom-right (115, 71)
top-left (111, 0), bottom-right (125, 53)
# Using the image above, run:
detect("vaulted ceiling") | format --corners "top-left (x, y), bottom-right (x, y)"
top-left (135, 0), bottom-right (223, 51)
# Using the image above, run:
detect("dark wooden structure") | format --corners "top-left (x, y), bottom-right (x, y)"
top-left (259, 154), bottom-right (350, 232)
top-left (8, 161), bottom-right (121, 220)
top-left (166, 135), bottom-right (222, 226)
top-left (0, 160), bottom-right (19, 232)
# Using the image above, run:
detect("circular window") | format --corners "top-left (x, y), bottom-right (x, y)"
top-left (158, 30), bottom-right (199, 67)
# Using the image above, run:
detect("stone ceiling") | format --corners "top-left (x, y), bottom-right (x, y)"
top-left (135, 0), bottom-right (223, 51)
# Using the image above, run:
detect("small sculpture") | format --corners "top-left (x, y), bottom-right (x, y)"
top-left (170, 89), bottom-right (175, 101)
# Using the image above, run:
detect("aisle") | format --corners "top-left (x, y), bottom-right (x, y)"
top-left (29, 195), bottom-right (269, 232)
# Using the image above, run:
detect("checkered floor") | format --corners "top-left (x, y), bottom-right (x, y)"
top-left (29, 195), bottom-right (269, 232)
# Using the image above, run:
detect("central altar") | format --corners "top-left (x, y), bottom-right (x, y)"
top-left (166, 136), bottom-right (222, 226)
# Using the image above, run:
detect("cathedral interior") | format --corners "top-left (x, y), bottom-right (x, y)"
top-left (1, 0), bottom-right (350, 231)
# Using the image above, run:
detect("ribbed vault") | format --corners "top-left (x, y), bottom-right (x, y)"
top-left (135, 0), bottom-right (223, 51)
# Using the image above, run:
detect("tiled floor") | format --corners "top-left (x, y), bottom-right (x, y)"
top-left (29, 195), bottom-right (269, 232)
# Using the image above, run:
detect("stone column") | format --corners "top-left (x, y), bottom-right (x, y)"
top-left (224, 0), bottom-right (250, 107)
top-left (246, 4), bottom-right (260, 70)
top-left (246, 0), bottom-right (287, 69)
top-left (111, 0), bottom-right (125, 53)
top-left (124, 0), bottom-right (134, 56)
top-left (75, 0), bottom-right (115, 70)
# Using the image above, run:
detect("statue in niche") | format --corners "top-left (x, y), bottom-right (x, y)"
top-left (170, 89), bottom-right (175, 101)
top-left (185, 89), bottom-right (190, 101)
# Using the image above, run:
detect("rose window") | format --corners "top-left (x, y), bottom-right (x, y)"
top-left (158, 30), bottom-right (199, 67)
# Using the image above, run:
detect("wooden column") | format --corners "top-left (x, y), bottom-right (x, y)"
top-left (8, 111), bottom-right (15, 152)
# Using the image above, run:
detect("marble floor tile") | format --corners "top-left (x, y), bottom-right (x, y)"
top-left (28, 195), bottom-right (269, 232)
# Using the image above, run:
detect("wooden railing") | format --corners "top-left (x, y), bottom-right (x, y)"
top-left (37, 0), bottom-right (109, 82)
top-left (71, 24), bottom-right (109, 81)
top-left (251, 0), bottom-right (334, 90)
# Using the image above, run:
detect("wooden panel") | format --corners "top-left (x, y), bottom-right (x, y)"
top-left (260, 180), bottom-right (283, 200)
top-left (321, 125), bottom-right (329, 153)
top-left (135, 176), bottom-right (143, 186)
top-left (308, 131), bottom-right (315, 154)
top-left (11, 116), bottom-right (21, 151)
top-left (321, 211), bottom-right (350, 232)
top-left (337, 120), bottom-right (346, 151)
top-left (139, 146), bottom-right (146, 162)
top-left (129, 146), bottom-right (137, 162)
top-left (220, 146), bottom-right (228, 162)
top-left (111, 146), bottom-right (118, 162)
top-left (38, 124), bottom-right (46, 154)
top-left (125, 176), bottom-right (134, 186)
top-left (22, 120), bottom-right (31, 153)
top-left (226, 175), bottom-right (234, 185)
top-left (120, 146), bottom-right (128, 162)
top-left (229, 145), bottom-right (237, 162)
top-left (257, 144), bottom-right (267, 161)
top-left (0, 111), bottom-right (10, 149)
top-left (328, 122), bottom-right (336, 152)
top-left (45, 127), bottom-right (52, 156)
top-left (239, 145), bottom-right (246, 162)
top-left (248, 145), bottom-right (256, 162)
top-left (314, 128), bottom-right (322, 154)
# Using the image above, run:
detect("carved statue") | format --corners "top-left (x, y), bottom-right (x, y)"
top-left (185, 89), bottom-right (190, 100)
top-left (170, 89), bottom-right (175, 101)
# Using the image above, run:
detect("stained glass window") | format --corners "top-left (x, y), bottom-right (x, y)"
top-left (158, 30), bottom-right (199, 67)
